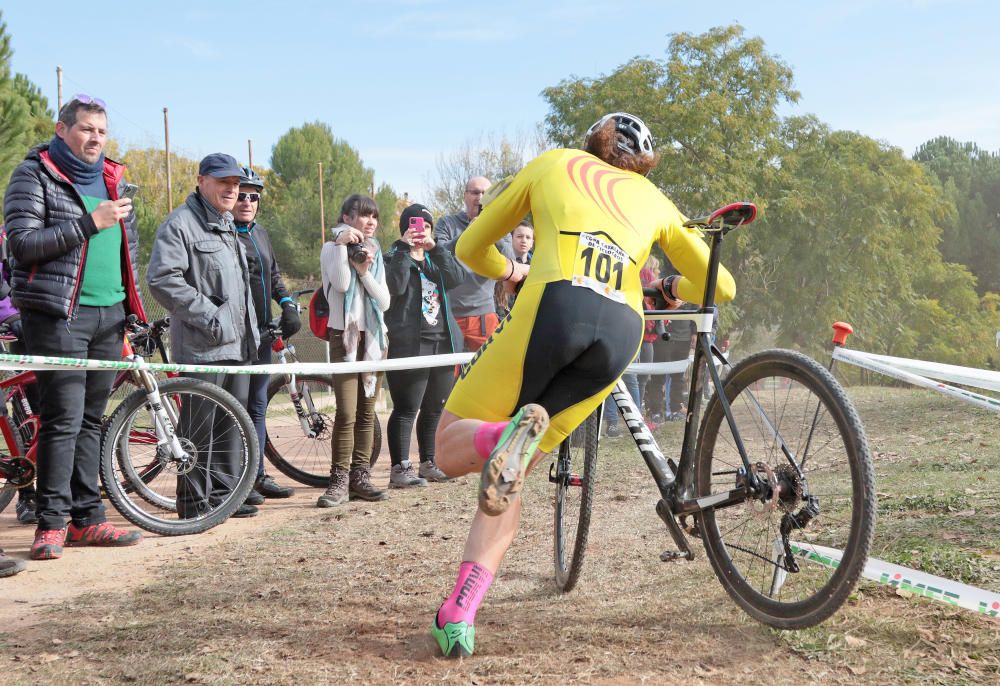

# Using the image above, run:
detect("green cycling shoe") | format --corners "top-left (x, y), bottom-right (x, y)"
top-left (431, 618), bottom-right (476, 658)
top-left (478, 403), bottom-right (549, 516)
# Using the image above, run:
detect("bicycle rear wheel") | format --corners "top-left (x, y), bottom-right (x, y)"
top-left (100, 377), bottom-right (259, 536)
top-left (553, 408), bottom-right (600, 592)
top-left (264, 374), bottom-right (381, 487)
top-left (695, 349), bottom-right (875, 629)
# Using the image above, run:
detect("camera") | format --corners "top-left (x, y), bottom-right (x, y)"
top-left (347, 242), bottom-right (369, 264)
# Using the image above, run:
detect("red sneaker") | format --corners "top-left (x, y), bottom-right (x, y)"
top-left (30, 528), bottom-right (67, 560)
top-left (66, 522), bottom-right (143, 547)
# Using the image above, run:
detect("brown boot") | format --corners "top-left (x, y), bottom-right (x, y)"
top-left (349, 466), bottom-right (388, 502)
top-left (317, 467), bottom-right (349, 508)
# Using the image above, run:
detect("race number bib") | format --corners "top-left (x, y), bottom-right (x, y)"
top-left (570, 233), bottom-right (627, 303)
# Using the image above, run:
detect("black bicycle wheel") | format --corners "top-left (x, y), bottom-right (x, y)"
top-left (553, 408), bottom-right (600, 592)
top-left (0, 410), bottom-right (30, 515)
top-left (695, 349), bottom-right (875, 629)
top-left (264, 374), bottom-right (382, 488)
top-left (100, 377), bottom-right (260, 536)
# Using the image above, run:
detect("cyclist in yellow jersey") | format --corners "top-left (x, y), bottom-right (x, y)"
top-left (430, 112), bottom-right (736, 658)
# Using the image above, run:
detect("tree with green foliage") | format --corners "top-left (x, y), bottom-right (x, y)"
top-left (913, 137), bottom-right (1000, 296)
top-left (0, 11), bottom-right (54, 200)
top-left (261, 122), bottom-right (398, 278)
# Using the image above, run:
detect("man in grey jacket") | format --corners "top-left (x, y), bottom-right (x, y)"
top-left (436, 176), bottom-right (515, 352)
top-left (147, 153), bottom-right (260, 519)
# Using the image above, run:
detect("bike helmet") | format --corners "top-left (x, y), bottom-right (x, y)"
top-left (240, 166), bottom-right (264, 190)
top-left (585, 112), bottom-right (655, 157)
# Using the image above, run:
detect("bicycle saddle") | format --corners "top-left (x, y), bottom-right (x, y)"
top-left (683, 202), bottom-right (757, 229)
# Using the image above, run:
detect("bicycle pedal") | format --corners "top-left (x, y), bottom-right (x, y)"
top-left (659, 550), bottom-right (692, 562)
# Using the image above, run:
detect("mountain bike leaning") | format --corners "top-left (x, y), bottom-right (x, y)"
top-left (262, 301), bottom-right (381, 488)
top-left (99, 315), bottom-right (260, 535)
top-left (550, 202), bottom-right (876, 629)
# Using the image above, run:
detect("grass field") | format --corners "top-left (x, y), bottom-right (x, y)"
top-left (0, 385), bottom-right (997, 685)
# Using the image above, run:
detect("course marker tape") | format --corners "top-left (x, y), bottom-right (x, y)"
top-left (834, 348), bottom-right (1000, 413)
top-left (789, 541), bottom-right (999, 618)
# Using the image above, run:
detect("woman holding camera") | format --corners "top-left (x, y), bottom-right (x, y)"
top-left (317, 194), bottom-right (390, 507)
top-left (383, 204), bottom-right (466, 488)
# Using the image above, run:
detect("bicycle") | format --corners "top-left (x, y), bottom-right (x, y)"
top-left (263, 314), bottom-right (381, 488)
top-left (99, 316), bottom-right (260, 535)
top-left (549, 202), bottom-right (875, 629)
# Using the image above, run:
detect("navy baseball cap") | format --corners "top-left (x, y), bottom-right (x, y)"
top-left (198, 153), bottom-right (243, 179)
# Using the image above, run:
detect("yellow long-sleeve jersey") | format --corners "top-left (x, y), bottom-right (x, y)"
top-left (455, 148), bottom-right (735, 314)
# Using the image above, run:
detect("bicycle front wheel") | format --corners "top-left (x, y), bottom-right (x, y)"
top-left (553, 408), bottom-right (600, 592)
top-left (265, 374), bottom-right (381, 487)
top-left (100, 377), bottom-right (260, 536)
top-left (695, 349), bottom-right (875, 629)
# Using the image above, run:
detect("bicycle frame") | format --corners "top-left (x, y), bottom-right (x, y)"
top-left (270, 329), bottom-right (321, 439)
top-left (610, 219), bottom-right (765, 557)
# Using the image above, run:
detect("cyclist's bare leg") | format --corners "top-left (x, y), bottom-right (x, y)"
top-left (435, 410), bottom-right (486, 477)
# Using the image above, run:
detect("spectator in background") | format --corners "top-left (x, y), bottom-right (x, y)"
top-left (147, 153), bottom-right (261, 519)
top-left (4, 95), bottom-right (145, 560)
top-left (495, 222), bottom-right (533, 317)
top-left (436, 176), bottom-right (515, 351)
top-left (232, 167), bottom-right (298, 502)
top-left (383, 204), bottom-right (465, 487)
top-left (316, 194), bottom-right (390, 507)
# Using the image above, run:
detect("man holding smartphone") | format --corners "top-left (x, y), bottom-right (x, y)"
top-left (3, 94), bottom-right (146, 561)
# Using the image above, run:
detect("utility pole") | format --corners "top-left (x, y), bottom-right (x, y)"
top-left (318, 162), bottom-right (326, 244)
top-left (163, 108), bottom-right (173, 212)
top-left (56, 66), bottom-right (63, 111)
top-left (247, 139), bottom-right (253, 170)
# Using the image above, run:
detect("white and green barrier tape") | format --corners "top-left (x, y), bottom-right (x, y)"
top-left (0, 351), bottom-right (701, 377)
top-left (789, 541), bottom-right (1000, 618)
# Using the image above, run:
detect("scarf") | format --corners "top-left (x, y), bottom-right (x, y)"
top-left (342, 236), bottom-right (387, 398)
top-left (47, 135), bottom-right (105, 185)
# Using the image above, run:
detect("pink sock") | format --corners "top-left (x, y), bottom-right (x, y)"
top-left (473, 422), bottom-right (508, 460)
top-left (437, 561), bottom-right (495, 627)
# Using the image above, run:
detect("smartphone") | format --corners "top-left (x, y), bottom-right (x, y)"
top-left (120, 183), bottom-right (139, 201)
top-left (408, 216), bottom-right (426, 242)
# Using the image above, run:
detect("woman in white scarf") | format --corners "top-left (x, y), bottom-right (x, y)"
top-left (316, 194), bottom-right (390, 507)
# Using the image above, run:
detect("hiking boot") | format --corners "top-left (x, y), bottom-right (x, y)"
top-left (419, 460), bottom-right (450, 482)
top-left (0, 549), bottom-right (26, 578)
top-left (431, 615), bottom-right (475, 658)
top-left (389, 461), bottom-right (427, 489)
top-left (317, 467), bottom-right (349, 508)
top-left (67, 522), bottom-right (143, 547)
top-left (30, 528), bottom-right (67, 560)
top-left (478, 404), bottom-right (549, 516)
top-left (245, 490), bottom-right (266, 506)
top-left (349, 466), bottom-right (388, 502)
top-left (256, 474), bottom-right (295, 498)
top-left (231, 503), bottom-right (258, 518)
top-left (606, 423), bottom-right (622, 438)
top-left (16, 494), bottom-right (37, 525)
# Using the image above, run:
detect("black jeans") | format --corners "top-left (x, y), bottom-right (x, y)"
top-left (177, 367), bottom-right (251, 517)
top-left (21, 302), bottom-right (125, 531)
top-left (385, 338), bottom-right (454, 466)
top-left (248, 340), bottom-right (271, 477)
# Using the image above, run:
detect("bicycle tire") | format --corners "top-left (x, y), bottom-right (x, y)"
top-left (694, 349), bottom-right (875, 629)
top-left (0, 409), bottom-right (29, 515)
top-left (100, 377), bottom-right (260, 536)
top-left (553, 407), bottom-right (600, 592)
top-left (264, 374), bottom-right (381, 488)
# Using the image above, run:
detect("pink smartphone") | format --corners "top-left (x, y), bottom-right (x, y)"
top-left (409, 216), bottom-right (426, 240)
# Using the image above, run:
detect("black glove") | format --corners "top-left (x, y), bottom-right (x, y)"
top-left (279, 302), bottom-right (301, 339)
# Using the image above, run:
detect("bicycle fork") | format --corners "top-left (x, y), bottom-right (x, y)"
top-left (131, 366), bottom-right (189, 463)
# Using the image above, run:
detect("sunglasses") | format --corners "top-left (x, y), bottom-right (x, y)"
top-left (70, 93), bottom-right (107, 109)
top-left (237, 192), bottom-right (260, 203)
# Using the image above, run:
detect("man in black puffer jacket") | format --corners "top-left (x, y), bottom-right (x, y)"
top-left (3, 95), bottom-right (146, 561)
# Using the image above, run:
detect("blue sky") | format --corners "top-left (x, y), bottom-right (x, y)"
top-left (3, 1), bottom-right (997, 199)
